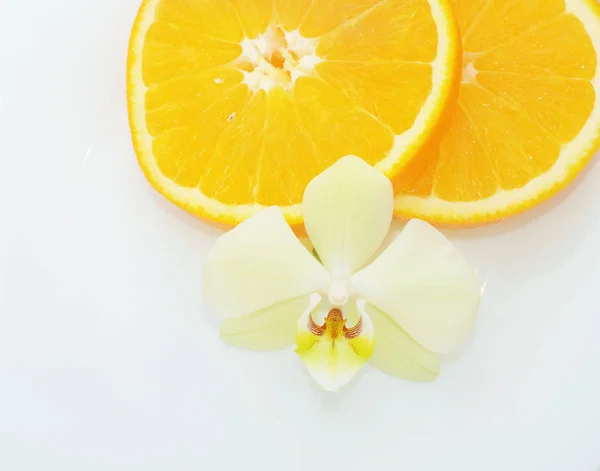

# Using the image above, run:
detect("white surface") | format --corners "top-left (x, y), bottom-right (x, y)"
top-left (0, 1), bottom-right (599, 470)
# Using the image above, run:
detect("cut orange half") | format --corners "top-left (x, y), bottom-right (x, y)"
top-left (394, 0), bottom-right (600, 224)
top-left (127, 0), bottom-right (460, 228)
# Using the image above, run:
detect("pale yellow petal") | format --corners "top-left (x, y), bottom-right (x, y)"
top-left (361, 302), bottom-right (439, 381)
top-left (202, 207), bottom-right (329, 319)
top-left (296, 303), bottom-right (375, 391)
top-left (303, 155), bottom-right (393, 278)
top-left (221, 294), bottom-right (321, 351)
top-left (351, 220), bottom-right (481, 354)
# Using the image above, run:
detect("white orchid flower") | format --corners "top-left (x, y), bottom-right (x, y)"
top-left (202, 156), bottom-right (481, 391)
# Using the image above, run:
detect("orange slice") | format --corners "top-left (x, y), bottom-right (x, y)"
top-left (127, 0), bottom-right (460, 228)
top-left (394, 0), bottom-right (600, 224)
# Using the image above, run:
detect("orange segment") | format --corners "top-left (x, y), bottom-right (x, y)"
top-left (474, 14), bottom-right (596, 79)
top-left (228, 0), bottom-right (273, 38)
top-left (317, 0), bottom-right (438, 62)
top-left (316, 61), bottom-right (433, 135)
top-left (199, 90), bottom-right (268, 203)
top-left (443, 83), bottom-right (560, 195)
top-left (477, 73), bottom-right (595, 150)
top-left (293, 77), bottom-right (395, 169)
top-left (141, 22), bottom-right (241, 85)
top-left (256, 87), bottom-right (320, 205)
top-left (155, 0), bottom-right (244, 41)
top-left (152, 84), bottom-right (251, 187)
top-left (433, 92), bottom-right (498, 201)
top-left (274, 0), bottom-right (312, 32)
top-left (300, 0), bottom-right (384, 38)
top-left (394, 0), bottom-right (600, 224)
top-left (459, 0), bottom-right (565, 52)
top-left (128, 0), bottom-right (460, 229)
top-left (145, 68), bottom-right (244, 135)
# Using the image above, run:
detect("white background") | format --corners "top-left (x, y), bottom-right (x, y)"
top-left (1, 1), bottom-right (599, 470)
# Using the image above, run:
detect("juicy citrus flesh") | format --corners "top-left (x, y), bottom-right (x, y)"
top-left (128, 0), bottom-right (459, 227)
top-left (394, 0), bottom-right (600, 224)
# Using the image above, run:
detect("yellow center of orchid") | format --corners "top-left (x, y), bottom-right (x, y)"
top-left (308, 309), bottom-right (361, 343)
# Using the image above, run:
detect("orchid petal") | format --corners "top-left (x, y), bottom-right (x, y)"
top-left (221, 294), bottom-right (321, 351)
top-left (360, 302), bottom-right (439, 381)
top-left (303, 155), bottom-right (393, 278)
top-left (202, 207), bottom-right (329, 319)
top-left (351, 219), bottom-right (481, 354)
top-left (296, 302), bottom-right (375, 391)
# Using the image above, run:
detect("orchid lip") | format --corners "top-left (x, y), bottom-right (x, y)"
top-left (296, 300), bottom-right (376, 391)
